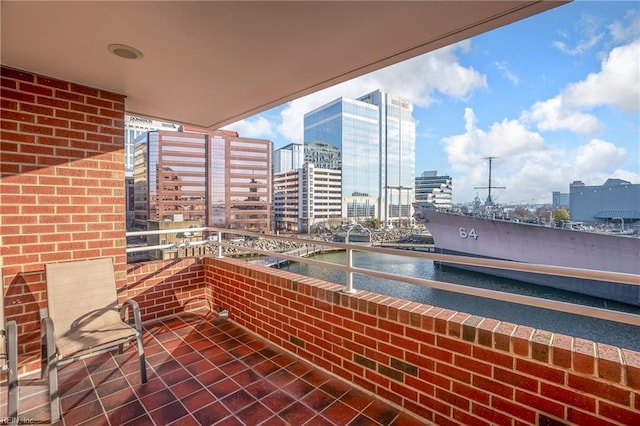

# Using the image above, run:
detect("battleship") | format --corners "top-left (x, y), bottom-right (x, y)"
top-left (413, 157), bottom-right (639, 306)
top-left (412, 204), bottom-right (640, 307)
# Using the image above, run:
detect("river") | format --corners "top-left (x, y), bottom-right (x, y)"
top-left (281, 250), bottom-right (640, 352)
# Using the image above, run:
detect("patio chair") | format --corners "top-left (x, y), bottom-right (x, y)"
top-left (42, 258), bottom-right (147, 422)
top-left (1, 291), bottom-right (18, 422)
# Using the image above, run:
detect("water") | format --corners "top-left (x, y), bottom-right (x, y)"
top-left (282, 251), bottom-right (640, 352)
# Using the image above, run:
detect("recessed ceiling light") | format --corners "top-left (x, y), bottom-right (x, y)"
top-left (108, 44), bottom-right (143, 60)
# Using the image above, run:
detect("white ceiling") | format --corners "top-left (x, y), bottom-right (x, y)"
top-left (1, 1), bottom-right (567, 130)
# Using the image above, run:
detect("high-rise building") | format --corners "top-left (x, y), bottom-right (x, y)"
top-left (552, 191), bottom-right (569, 209)
top-left (303, 90), bottom-right (415, 226)
top-left (300, 163), bottom-right (342, 233)
top-left (133, 131), bottom-right (207, 230)
top-left (273, 143), bottom-right (304, 173)
top-left (358, 90), bottom-right (416, 225)
top-left (415, 171), bottom-right (453, 210)
top-left (273, 163), bottom-right (342, 233)
top-left (124, 114), bottom-right (180, 177)
top-left (304, 142), bottom-right (341, 170)
top-left (208, 130), bottom-right (272, 232)
top-left (133, 129), bottom-right (272, 233)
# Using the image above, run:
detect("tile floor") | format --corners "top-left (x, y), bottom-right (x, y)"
top-left (4, 312), bottom-right (428, 425)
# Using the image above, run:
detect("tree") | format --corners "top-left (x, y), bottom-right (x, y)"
top-left (362, 217), bottom-right (381, 229)
top-left (554, 208), bottom-right (569, 224)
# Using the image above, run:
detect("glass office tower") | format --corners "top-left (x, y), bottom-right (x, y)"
top-left (359, 90), bottom-right (416, 226)
top-left (304, 97), bottom-right (379, 221)
top-left (304, 90), bottom-right (415, 225)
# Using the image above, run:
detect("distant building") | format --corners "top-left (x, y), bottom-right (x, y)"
top-left (124, 114), bottom-right (180, 177)
top-left (274, 163), bottom-right (342, 232)
top-left (134, 129), bottom-right (272, 233)
top-left (415, 171), bottom-right (453, 210)
top-left (207, 130), bottom-right (272, 232)
top-left (552, 191), bottom-right (569, 209)
top-left (133, 131), bottom-right (207, 231)
top-left (300, 163), bottom-right (342, 233)
top-left (273, 143), bottom-right (304, 173)
top-left (304, 90), bottom-right (416, 226)
top-left (273, 168), bottom-right (301, 232)
top-left (569, 178), bottom-right (640, 226)
top-left (304, 142), bottom-right (341, 170)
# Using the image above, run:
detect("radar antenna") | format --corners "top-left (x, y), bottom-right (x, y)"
top-left (474, 156), bottom-right (505, 206)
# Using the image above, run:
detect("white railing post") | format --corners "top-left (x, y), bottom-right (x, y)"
top-left (216, 230), bottom-right (223, 258)
top-left (343, 246), bottom-right (357, 294)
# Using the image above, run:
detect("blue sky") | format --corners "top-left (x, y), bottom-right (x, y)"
top-left (226, 1), bottom-right (640, 204)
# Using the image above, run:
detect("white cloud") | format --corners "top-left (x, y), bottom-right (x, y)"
top-left (573, 138), bottom-right (627, 172)
top-left (552, 12), bottom-right (604, 56)
top-left (523, 96), bottom-right (603, 134)
top-left (441, 109), bottom-right (639, 204)
top-left (563, 39), bottom-right (640, 113)
top-left (522, 38), bottom-right (639, 134)
top-left (222, 115), bottom-right (276, 139)
top-left (274, 41), bottom-right (487, 145)
top-left (609, 9), bottom-right (640, 43)
top-left (494, 61), bottom-right (520, 86)
top-left (442, 108), bottom-right (553, 202)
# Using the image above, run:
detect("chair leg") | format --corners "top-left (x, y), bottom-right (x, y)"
top-left (48, 357), bottom-right (60, 423)
top-left (6, 321), bottom-right (18, 423)
top-left (136, 334), bottom-right (147, 383)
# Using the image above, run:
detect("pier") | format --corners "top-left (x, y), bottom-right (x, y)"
top-left (375, 243), bottom-right (436, 252)
top-left (250, 245), bottom-right (333, 267)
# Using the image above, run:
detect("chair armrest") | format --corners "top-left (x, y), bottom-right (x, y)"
top-left (41, 316), bottom-right (56, 378)
top-left (41, 317), bottom-right (55, 347)
top-left (120, 299), bottom-right (143, 333)
top-left (5, 320), bottom-right (18, 421)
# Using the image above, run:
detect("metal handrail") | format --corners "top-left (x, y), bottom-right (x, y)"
top-left (125, 227), bottom-right (640, 326)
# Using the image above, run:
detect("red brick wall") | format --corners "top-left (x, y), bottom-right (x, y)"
top-left (126, 258), bottom-right (209, 322)
top-left (204, 256), bottom-right (640, 425)
top-left (1, 66), bottom-right (127, 371)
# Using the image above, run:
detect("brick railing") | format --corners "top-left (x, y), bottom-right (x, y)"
top-left (204, 256), bottom-right (640, 425)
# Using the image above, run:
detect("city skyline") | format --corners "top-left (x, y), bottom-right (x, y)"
top-left (225, 1), bottom-right (640, 205)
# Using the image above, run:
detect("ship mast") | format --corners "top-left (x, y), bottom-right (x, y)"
top-left (474, 156), bottom-right (505, 206)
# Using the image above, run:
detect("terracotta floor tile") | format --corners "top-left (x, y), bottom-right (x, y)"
top-left (278, 401), bottom-right (316, 425)
top-left (300, 388), bottom-right (336, 412)
top-left (99, 386), bottom-right (137, 412)
top-left (260, 390), bottom-right (296, 413)
top-left (149, 400), bottom-right (188, 425)
top-left (181, 388), bottom-right (217, 412)
top-left (321, 399), bottom-right (359, 426)
top-left (195, 366), bottom-right (226, 386)
top-left (339, 388), bottom-right (376, 412)
top-left (60, 399), bottom-right (104, 425)
top-left (230, 367), bottom-right (262, 387)
top-left (219, 389), bottom-right (256, 413)
top-left (235, 400), bottom-right (274, 425)
top-left (244, 378), bottom-right (278, 399)
top-left (362, 399), bottom-right (401, 424)
top-left (192, 400), bottom-right (232, 425)
top-left (283, 378), bottom-right (315, 399)
top-left (139, 388), bottom-right (176, 411)
top-left (320, 377), bottom-right (352, 398)
top-left (106, 400), bottom-right (147, 425)
top-left (19, 313), bottom-right (426, 426)
top-left (209, 377), bottom-right (241, 400)
top-left (76, 414), bottom-right (109, 425)
top-left (171, 377), bottom-right (202, 399)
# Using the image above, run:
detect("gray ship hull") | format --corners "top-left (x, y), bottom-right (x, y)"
top-left (413, 207), bottom-right (640, 306)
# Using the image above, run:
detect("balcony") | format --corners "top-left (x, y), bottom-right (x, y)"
top-left (1, 10), bottom-right (639, 423)
top-left (5, 311), bottom-right (423, 425)
top-left (2, 249), bottom-right (637, 425)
